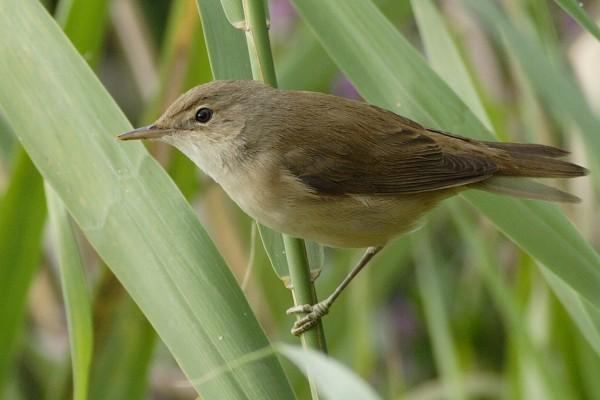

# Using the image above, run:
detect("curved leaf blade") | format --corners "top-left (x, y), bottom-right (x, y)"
top-left (554, 0), bottom-right (600, 42)
top-left (0, 1), bottom-right (293, 398)
top-left (279, 344), bottom-right (381, 400)
top-left (289, 0), bottom-right (600, 314)
top-left (46, 185), bottom-right (93, 400)
top-left (0, 149), bottom-right (45, 393)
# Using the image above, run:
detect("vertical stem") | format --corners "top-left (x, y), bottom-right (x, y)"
top-left (241, 0), bottom-right (277, 86)
top-left (283, 236), bottom-right (325, 400)
top-left (283, 236), bottom-right (328, 352)
top-left (240, 0), bottom-right (326, 397)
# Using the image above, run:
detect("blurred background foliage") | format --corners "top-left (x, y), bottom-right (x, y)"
top-left (1, 0), bottom-right (599, 399)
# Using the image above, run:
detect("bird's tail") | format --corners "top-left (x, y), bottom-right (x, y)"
top-left (473, 141), bottom-right (588, 203)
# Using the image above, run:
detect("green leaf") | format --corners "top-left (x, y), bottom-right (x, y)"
top-left (279, 344), bottom-right (382, 400)
top-left (55, 0), bottom-right (108, 66)
top-left (0, 1), bottom-right (293, 398)
top-left (56, 0), bottom-right (108, 65)
top-left (276, 25), bottom-right (337, 92)
top-left (258, 227), bottom-right (323, 280)
top-left (196, 0), bottom-right (251, 80)
top-left (46, 185), bottom-right (93, 400)
top-left (49, 1), bottom-right (107, 398)
top-left (217, 0), bottom-right (269, 28)
top-left (464, 0), bottom-right (600, 182)
top-left (0, 148), bottom-right (46, 393)
top-left (0, 114), bottom-right (16, 163)
top-left (89, 290), bottom-right (156, 400)
top-left (413, 227), bottom-right (467, 400)
top-left (185, 343), bottom-right (381, 399)
top-left (219, 0), bottom-right (245, 27)
top-left (542, 268), bottom-right (600, 355)
top-left (450, 201), bottom-right (567, 400)
top-left (413, 0), bottom-right (600, 359)
top-left (553, 0), bottom-right (600, 42)
top-left (288, 0), bottom-right (600, 318)
top-left (411, 0), bottom-right (492, 130)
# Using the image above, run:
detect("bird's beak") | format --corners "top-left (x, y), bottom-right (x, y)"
top-left (117, 125), bottom-right (172, 141)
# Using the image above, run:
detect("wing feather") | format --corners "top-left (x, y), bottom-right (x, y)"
top-left (283, 129), bottom-right (497, 196)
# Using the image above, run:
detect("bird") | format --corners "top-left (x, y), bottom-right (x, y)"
top-left (119, 79), bottom-right (587, 335)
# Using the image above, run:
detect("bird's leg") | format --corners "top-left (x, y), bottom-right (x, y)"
top-left (286, 246), bottom-right (383, 336)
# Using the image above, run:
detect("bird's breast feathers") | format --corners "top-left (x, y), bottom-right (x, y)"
top-left (216, 158), bottom-right (448, 247)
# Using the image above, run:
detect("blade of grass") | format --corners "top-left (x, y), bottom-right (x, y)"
top-left (553, 0), bottom-right (600, 42)
top-left (0, 114), bottom-right (16, 164)
top-left (218, 0), bottom-right (268, 28)
top-left (88, 6), bottom-right (212, 394)
top-left (219, 0), bottom-right (245, 27)
top-left (46, 185), bottom-right (93, 400)
top-left (0, 1), bottom-right (294, 398)
top-left (141, 0), bottom-right (209, 124)
top-left (464, 0), bottom-right (600, 184)
top-left (411, 0), bottom-right (492, 130)
top-left (573, 324), bottom-right (600, 398)
top-left (276, 25), bottom-right (337, 92)
top-left (195, 0), bottom-right (251, 80)
top-left (435, 0), bottom-right (600, 358)
top-left (413, 227), bottom-right (467, 400)
top-left (541, 269), bottom-right (600, 355)
top-left (88, 291), bottom-right (156, 400)
top-left (0, 148), bottom-right (46, 393)
top-left (278, 344), bottom-right (381, 400)
top-left (412, 0), bottom-right (600, 362)
top-left (289, 0), bottom-right (600, 317)
top-left (258, 228), bottom-right (324, 280)
top-left (450, 201), bottom-right (568, 400)
top-left (55, 0), bottom-right (108, 66)
top-left (185, 343), bottom-right (381, 400)
top-left (49, 1), bottom-right (106, 398)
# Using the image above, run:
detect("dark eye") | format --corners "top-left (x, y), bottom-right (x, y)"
top-left (195, 107), bottom-right (213, 123)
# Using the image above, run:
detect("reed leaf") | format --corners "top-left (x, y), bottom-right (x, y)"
top-left (0, 1), bottom-right (293, 398)
top-left (289, 0), bottom-right (600, 318)
top-left (0, 149), bottom-right (45, 393)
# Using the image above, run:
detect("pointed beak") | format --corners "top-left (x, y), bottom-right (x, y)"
top-left (117, 125), bottom-right (172, 141)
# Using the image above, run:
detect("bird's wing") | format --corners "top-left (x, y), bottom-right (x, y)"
top-left (283, 127), bottom-right (498, 196)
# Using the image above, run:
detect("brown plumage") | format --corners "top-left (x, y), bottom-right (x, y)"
top-left (118, 79), bottom-right (588, 335)
top-left (119, 80), bottom-right (587, 248)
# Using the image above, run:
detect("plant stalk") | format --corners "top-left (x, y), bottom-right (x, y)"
top-left (240, 0), bottom-right (326, 397)
top-left (241, 0), bottom-right (277, 86)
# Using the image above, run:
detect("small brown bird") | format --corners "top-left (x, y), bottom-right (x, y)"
top-left (119, 80), bottom-right (587, 335)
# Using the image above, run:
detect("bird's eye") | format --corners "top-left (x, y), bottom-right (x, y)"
top-left (195, 107), bottom-right (213, 123)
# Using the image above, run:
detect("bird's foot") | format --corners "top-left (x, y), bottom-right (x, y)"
top-left (286, 301), bottom-right (330, 336)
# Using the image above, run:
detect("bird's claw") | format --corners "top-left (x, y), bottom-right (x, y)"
top-left (286, 302), bottom-right (330, 336)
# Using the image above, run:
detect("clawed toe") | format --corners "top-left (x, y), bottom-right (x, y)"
top-left (287, 302), bottom-right (330, 336)
top-left (291, 313), bottom-right (320, 336)
top-left (286, 304), bottom-right (313, 315)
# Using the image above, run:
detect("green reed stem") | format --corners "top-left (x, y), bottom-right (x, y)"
top-left (241, 0), bottom-right (327, 397)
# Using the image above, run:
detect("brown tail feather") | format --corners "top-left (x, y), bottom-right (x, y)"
top-left (475, 177), bottom-right (581, 203)
top-left (492, 144), bottom-right (588, 178)
top-left (474, 141), bottom-right (588, 203)
top-left (483, 141), bottom-right (569, 158)
top-left (501, 155), bottom-right (587, 178)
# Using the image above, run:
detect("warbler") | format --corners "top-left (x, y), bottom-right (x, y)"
top-left (119, 79), bottom-right (587, 335)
